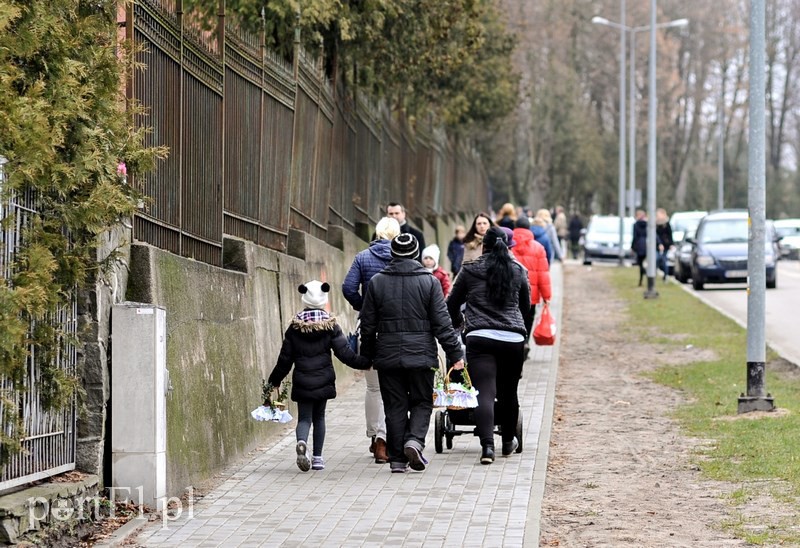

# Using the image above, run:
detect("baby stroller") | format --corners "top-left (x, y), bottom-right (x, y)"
top-left (433, 402), bottom-right (524, 454)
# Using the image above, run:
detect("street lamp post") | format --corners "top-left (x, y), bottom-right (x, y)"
top-left (592, 0), bottom-right (627, 267)
top-left (592, 13), bottom-right (688, 265)
top-left (644, 0), bottom-right (659, 298)
top-left (738, 0), bottom-right (774, 413)
top-left (627, 19), bottom-right (688, 219)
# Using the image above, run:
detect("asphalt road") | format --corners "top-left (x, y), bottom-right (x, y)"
top-left (682, 260), bottom-right (800, 367)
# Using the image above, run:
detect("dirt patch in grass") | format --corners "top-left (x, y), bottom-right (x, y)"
top-left (540, 264), bottom-right (762, 547)
top-left (714, 408), bottom-right (792, 421)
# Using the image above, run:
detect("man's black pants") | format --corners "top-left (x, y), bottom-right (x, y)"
top-left (378, 368), bottom-right (435, 463)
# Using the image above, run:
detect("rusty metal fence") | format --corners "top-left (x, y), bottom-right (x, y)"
top-left (0, 158), bottom-right (78, 492)
top-left (129, 1), bottom-right (487, 266)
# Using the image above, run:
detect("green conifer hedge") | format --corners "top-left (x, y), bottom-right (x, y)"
top-left (0, 0), bottom-right (164, 463)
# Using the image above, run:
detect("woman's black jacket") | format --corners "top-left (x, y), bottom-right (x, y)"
top-left (446, 255), bottom-right (531, 337)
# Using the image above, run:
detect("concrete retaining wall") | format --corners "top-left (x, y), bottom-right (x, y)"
top-left (122, 229), bottom-right (366, 496)
top-left (96, 214), bottom-right (471, 496)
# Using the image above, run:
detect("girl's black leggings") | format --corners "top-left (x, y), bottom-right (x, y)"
top-left (296, 400), bottom-right (327, 456)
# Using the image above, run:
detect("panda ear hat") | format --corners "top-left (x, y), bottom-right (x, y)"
top-left (299, 280), bottom-right (329, 309)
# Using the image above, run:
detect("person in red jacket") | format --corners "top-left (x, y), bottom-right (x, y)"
top-left (421, 244), bottom-right (451, 298)
top-left (512, 217), bottom-right (552, 350)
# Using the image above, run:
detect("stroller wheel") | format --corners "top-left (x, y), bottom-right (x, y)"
top-left (435, 411), bottom-right (444, 454)
top-left (444, 413), bottom-right (455, 449)
top-left (515, 412), bottom-right (524, 453)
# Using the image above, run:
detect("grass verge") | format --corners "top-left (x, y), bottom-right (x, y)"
top-left (606, 267), bottom-right (800, 545)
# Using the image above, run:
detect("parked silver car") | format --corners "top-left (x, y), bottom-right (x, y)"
top-left (581, 215), bottom-right (635, 264)
top-left (774, 219), bottom-right (800, 260)
top-left (673, 226), bottom-right (698, 284)
top-left (667, 210), bottom-right (707, 276)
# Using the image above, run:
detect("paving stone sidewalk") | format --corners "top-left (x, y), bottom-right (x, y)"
top-left (132, 264), bottom-right (563, 548)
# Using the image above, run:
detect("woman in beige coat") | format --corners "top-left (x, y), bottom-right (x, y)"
top-left (462, 212), bottom-right (493, 264)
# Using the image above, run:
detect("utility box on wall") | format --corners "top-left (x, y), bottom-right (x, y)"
top-left (111, 302), bottom-right (168, 509)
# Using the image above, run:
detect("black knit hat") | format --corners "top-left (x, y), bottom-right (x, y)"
top-left (391, 233), bottom-right (419, 259)
top-left (482, 226), bottom-right (508, 250)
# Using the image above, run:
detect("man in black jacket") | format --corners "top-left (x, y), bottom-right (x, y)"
top-left (359, 233), bottom-right (464, 473)
top-left (386, 202), bottom-right (426, 260)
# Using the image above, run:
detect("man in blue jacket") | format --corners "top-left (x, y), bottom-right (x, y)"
top-left (342, 217), bottom-right (401, 465)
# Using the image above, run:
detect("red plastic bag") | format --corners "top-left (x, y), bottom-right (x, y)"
top-left (533, 303), bottom-right (557, 346)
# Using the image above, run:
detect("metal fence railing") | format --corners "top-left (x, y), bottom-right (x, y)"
top-left (129, 0), bottom-right (488, 265)
top-left (0, 158), bottom-right (78, 492)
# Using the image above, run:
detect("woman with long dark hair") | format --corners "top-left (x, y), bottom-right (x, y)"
top-left (461, 212), bottom-right (493, 264)
top-left (446, 227), bottom-right (531, 464)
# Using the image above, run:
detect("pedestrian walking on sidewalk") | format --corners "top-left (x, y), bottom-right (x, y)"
top-left (496, 203), bottom-right (517, 231)
top-left (530, 217), bottom-right (553, 266)
top-left (446, 227), bottom-right (531, 465)
top-left (632, 209), bottom-right (663, 286)
top-left (268, 281), bottom-right (371, 472)
top-left (568, 213), bottom-right (583, 259)
top-left (386, 202), bottom-right (426, 260)
top-left (536, 209), bottom-right (564, 262)
top-left (422, 244), bottom-right (451, 297)
top-left (342, 217), bottom-right (401, 464)
top-left (463, 212), bottom-right (493, 264)
top-left (447, 225), bottom-right (466, 277)
top-left (656, 208), bottom-right (674, 281)
top-left (512, 217), bottom-right (552, 354)
top-left (554, 206), bottom-right (568, 253)
top-left (359, 234), bottom-right (464, 473)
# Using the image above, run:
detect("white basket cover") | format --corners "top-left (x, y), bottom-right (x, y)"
top-left (251, 405), bottom-right (293, 423)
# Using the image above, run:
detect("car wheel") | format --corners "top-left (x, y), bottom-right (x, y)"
top-left (692, 276), bottom-right (704, 290)
top-left (582, 254), bottom-right (592, 265)
top-left (767, 275), bottom-right (777, 289)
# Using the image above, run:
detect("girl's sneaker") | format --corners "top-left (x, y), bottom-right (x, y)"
top-left (296, 441), bottom-right (311, 472)
top-left (390, 462), bottom-right (409, 474)
top-left (311, 456), bottom-right (325, 470)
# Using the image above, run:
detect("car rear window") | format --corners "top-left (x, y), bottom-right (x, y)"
top-left (590, 218), bottom-right (632, 234)
top-left (672, 216), bottom-right (704, 233)
top-left (776, 225), bottom-right (800, 237)
top-left (700, 219), bottom-right (748, 244)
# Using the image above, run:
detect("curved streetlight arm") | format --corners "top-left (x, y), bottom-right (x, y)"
top-left (592, 16), bottom-right (689, 34)
top-left (632, 18), bottom-right (689, 33)
top-left (591, 16), bottom-right (629, 31)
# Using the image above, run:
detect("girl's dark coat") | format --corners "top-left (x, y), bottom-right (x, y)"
top-left (268, 315), bottom-right (369, 402)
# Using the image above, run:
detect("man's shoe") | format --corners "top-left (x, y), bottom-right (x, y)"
top-left (311, 456), bottom-right (325, 470)
top-left (374, 438), bottom-right (389, 464)
top-left (403, 445), bottom-right (429, 471)
top-left (501, 438), bottom-right (519, 456)
top-left (369, 435), bottom-right (376, 454)
top-left (296, 440), bottom-right (311, 472)
top-left (480, 445), bottom-right (495, 465)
